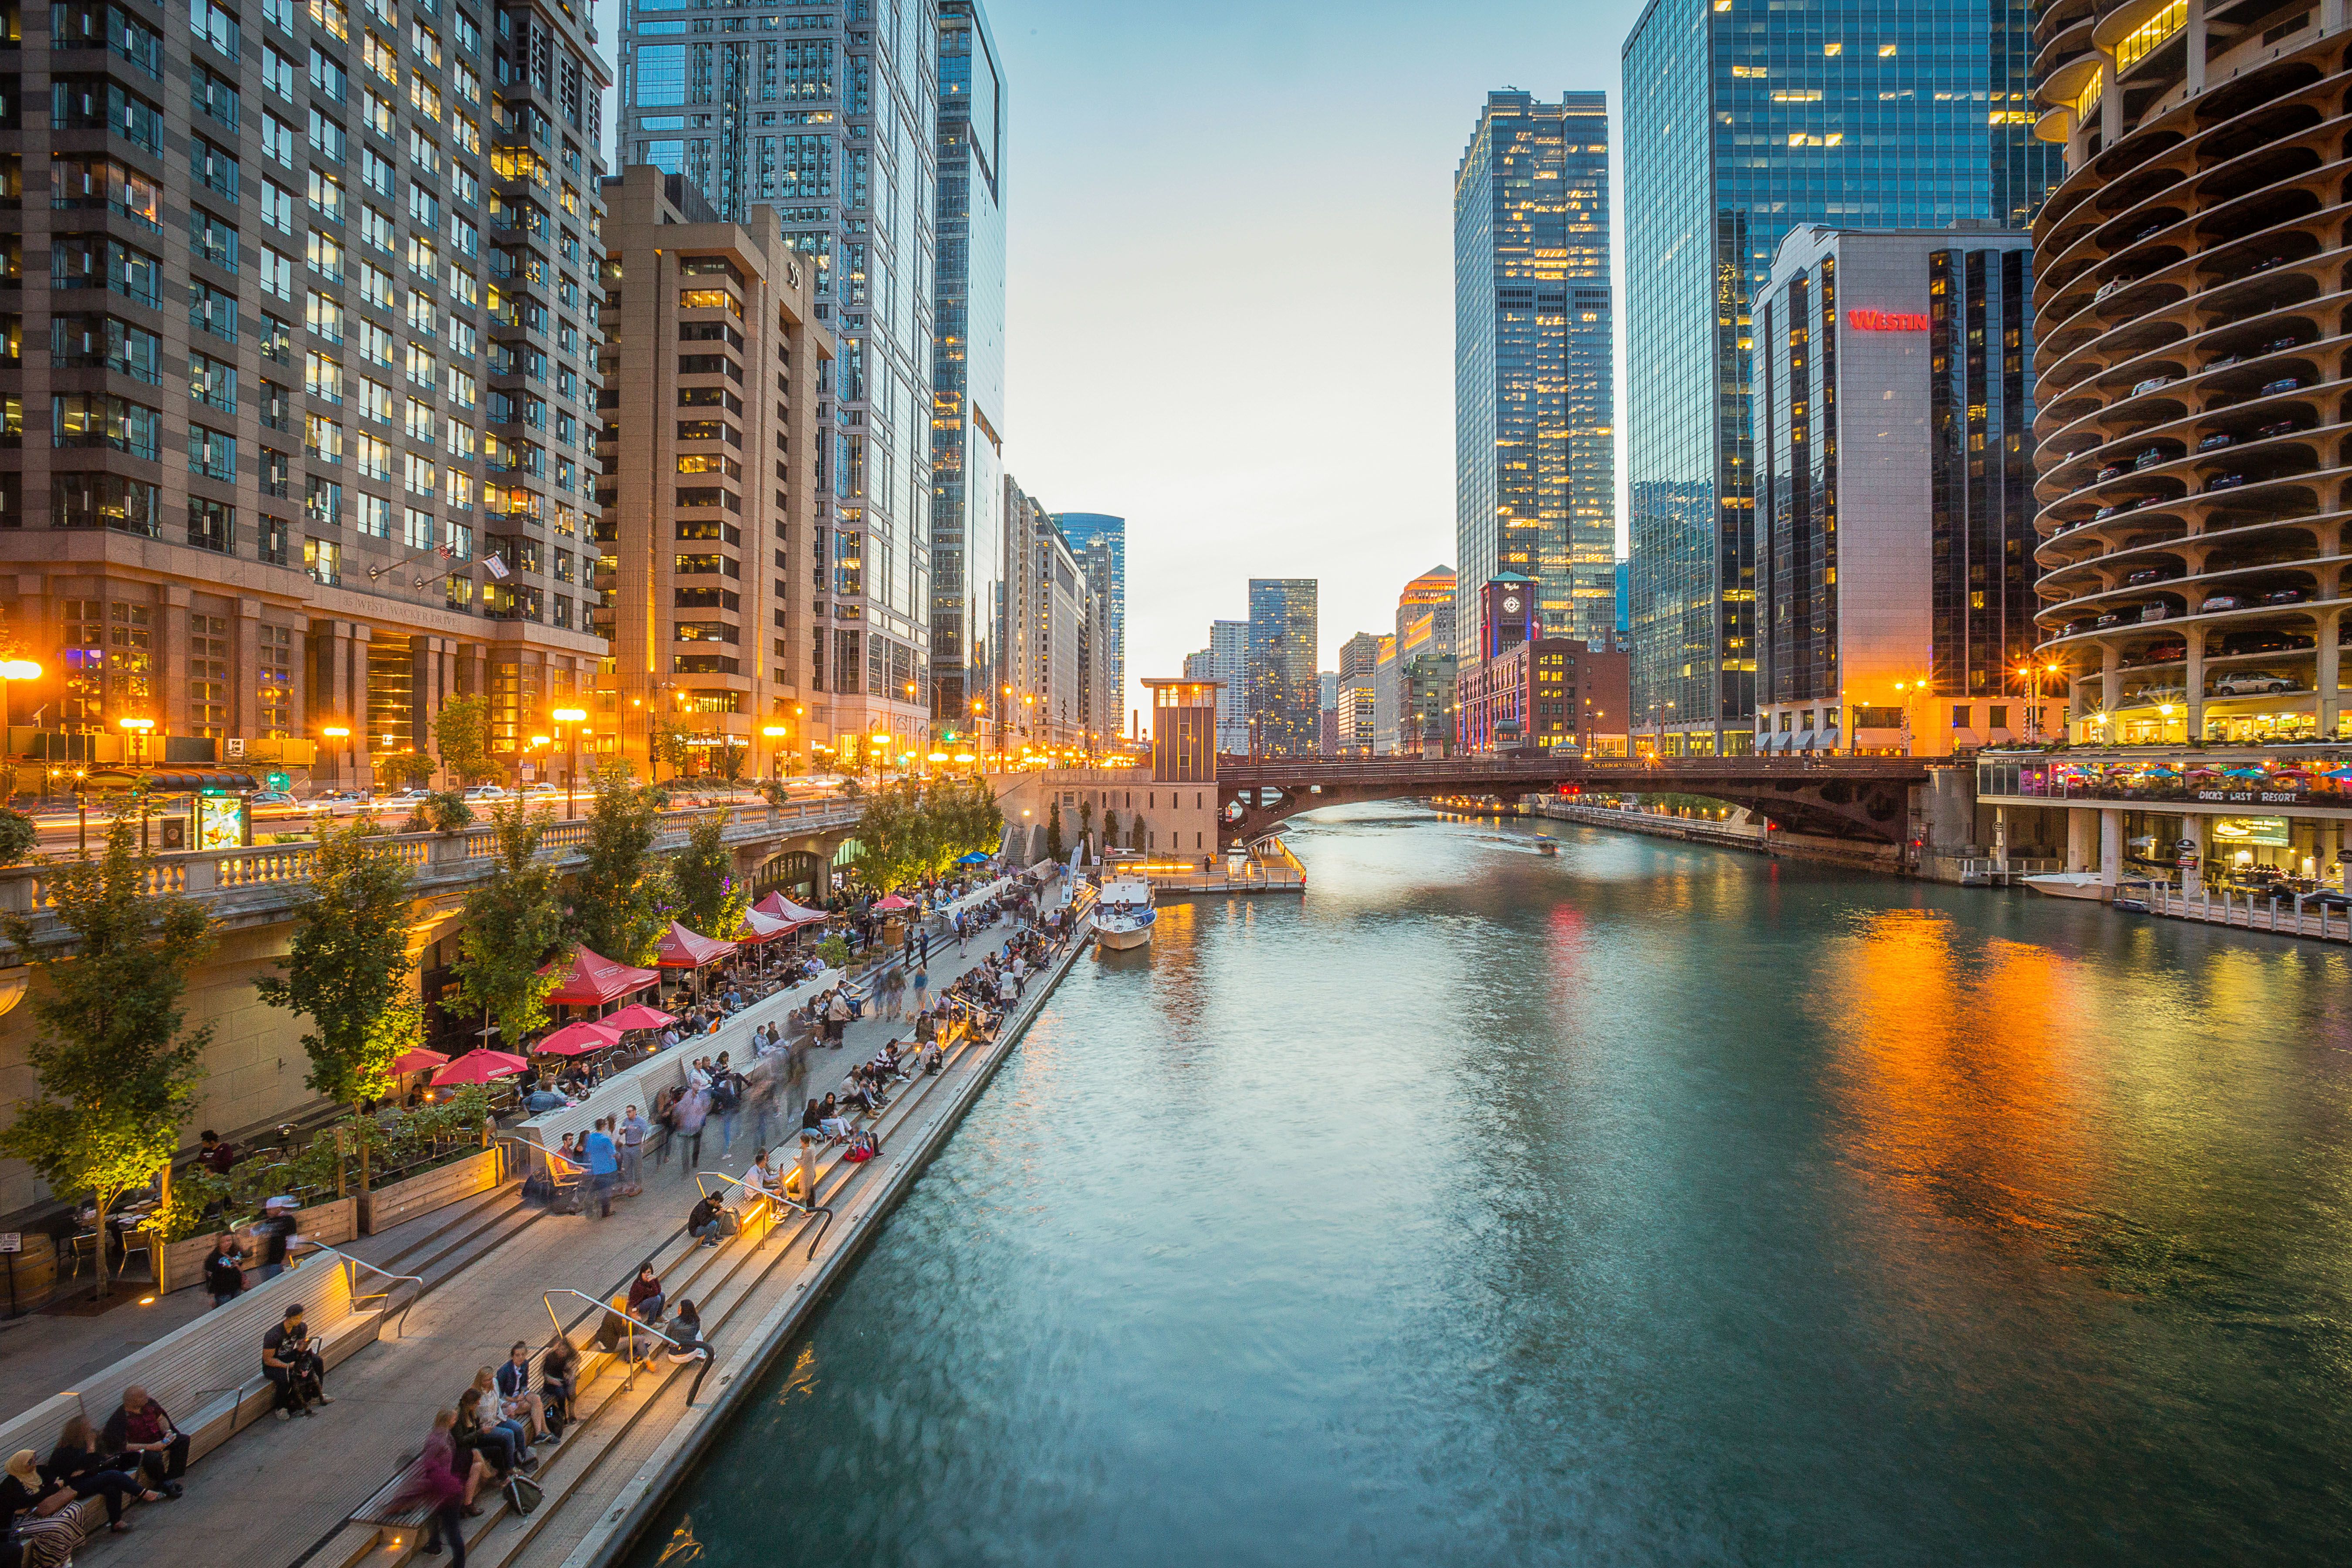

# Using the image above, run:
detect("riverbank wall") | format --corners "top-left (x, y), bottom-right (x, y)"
top-left (1527, 801), bottom-right (1908, 875)
top-left (561, 900), bottom-right (1101, 1568)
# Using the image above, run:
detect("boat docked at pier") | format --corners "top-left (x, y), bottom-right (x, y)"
top-left (1095, 878), bottom-right (1156, 951)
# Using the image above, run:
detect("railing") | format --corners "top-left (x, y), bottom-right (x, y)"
top-left (541, 1287), bottom-right (685, 1394)
top-left (2143, 884), bottom-right (2352, 941)
top-left (695, 1169), bottom-right (832, 1260)
top-left (7, 797), bottom-right (861, 918)
top-left (306, 1244), bottom-right (426, 1339)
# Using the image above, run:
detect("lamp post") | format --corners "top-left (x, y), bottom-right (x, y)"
top-left (116, 716), bottom-right (154, 851)
top-left (760, 723), bottom-right (787, 784)
top-left (551, 706), bottom-right (586, 818)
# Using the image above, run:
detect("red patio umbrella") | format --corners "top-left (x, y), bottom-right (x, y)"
top-left (753, 892), bottom-right (828, 925)
top-left (534, 1021), bottom-right (623, 1056)
top-left (736, 907), bottom-right (791, 944)
top-left (656, 920), bottom-right (739, 968)
top-left (602, 1003), bottom-right (676, 1032)
top-left (538, 944), bottom-right (661, 1007)
top-left (429, 1049), bottom-right (530, 1086)
top-left (393, 1047), bottom-right (449, 1075)
top-left (872, 894), bottom-right (915, 912)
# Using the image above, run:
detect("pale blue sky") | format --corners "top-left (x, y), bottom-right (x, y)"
top-left (592, 0), bottom-right (1648, 716)
top-left (989, 0), bottom-right (1644, 716)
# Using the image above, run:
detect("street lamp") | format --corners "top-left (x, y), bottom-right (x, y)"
top-left (760, 723), bottom-right (787, 783)
top-left (551, 707), bottom-right (587, 818)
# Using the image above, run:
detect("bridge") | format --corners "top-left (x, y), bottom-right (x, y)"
top-left (1216, 754), bottom-right (1936, 842)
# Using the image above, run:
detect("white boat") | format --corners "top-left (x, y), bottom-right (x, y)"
top-left (2022, 871), bottom-right (2112, 902)
top-left (1094, 878), bottom-right (1156, 951)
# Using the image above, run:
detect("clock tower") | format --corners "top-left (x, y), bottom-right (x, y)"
top-left (1478, 574), bottom-right (1541, 661)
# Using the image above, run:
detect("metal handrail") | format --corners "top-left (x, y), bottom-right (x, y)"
top-left (694, 1168), bottom-right (832, 1260)
top-left (541, 1288), bottom-right (688, 1394)
top-left (306, 1243), bottom-right (426, 1338)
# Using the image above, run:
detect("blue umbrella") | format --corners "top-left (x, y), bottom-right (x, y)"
top-left (955, 850), bottom-right (991, 865)
top-left (2222, 767), bottom-right (2265, 778)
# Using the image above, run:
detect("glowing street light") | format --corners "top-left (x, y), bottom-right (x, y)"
top-left (551, 706), bottom-right (588, 818)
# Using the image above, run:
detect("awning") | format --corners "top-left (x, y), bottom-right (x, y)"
top-left (752, 892), bottom-right (828, 926)
top-left (657, 919), bottom-right (738, 969)
top-left (81, 770), bottom-right (261, 792)
top-left (736, 907), bottom-right (792, 944)
top-left (537, 944), bottom-right (661, 1006)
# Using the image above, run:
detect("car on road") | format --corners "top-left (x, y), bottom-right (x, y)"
top-left (249, 791), bottom-right (297, 807)
top-left (2213, 671), bottom-right (2299, 696)
top-left (461, 784), bottom-right (509, 801)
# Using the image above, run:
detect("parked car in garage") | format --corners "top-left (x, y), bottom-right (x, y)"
top-left (2213, 671), bottom-right (2300, 696)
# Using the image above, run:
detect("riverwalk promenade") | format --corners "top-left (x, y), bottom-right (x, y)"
top-left (14, 881), bottom-right (1095, 1568)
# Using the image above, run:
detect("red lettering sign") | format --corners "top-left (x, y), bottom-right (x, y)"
top-left (1847, 308), bottom-right (1932, 332)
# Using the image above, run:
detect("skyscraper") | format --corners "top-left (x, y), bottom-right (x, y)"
top-left (1454, 93), bottom-right (1615, 654)
top-left (1053, 513), bottom-right (1125, 721)
top-left (1210, 618), bottom-right (1249, 755)
top-left (618, 0), bottom-right (938, 759)
top-left (1396, 565), bottom-right (1458, 661)
top-left (1621, 0), bottom-right (2057, 754)
top-left (1246, 580), bottom-right (1318, 757)
top-left (0, 0), bottom-right (609, 783)
top-left (930, 0), bottom-right (1007, 747)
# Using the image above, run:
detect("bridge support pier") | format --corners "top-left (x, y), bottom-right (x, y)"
top-left (2100, 808), bottom-right (2123, 888)
top-left (2066, 807), bottom-right (2095, 873)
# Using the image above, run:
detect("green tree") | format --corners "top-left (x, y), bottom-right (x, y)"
top-left (671, 812), bottom-right (750, 937)
top-left (711, 737), bottom-right (749, 787)
top-left (434, 694), bottom-right (496, 785)
top-left (1078, 798), bottom-right (1095, 855)
top-left (647, 707), bottom-right (692, 781)
top-left (1101, 807), bottom-right (1121, 851)
top-left (850, 778), bottom-right (923, 892)
top-left (1046, 801), bottom-right (1065, 862)
top-left (379, 750), bottom-right (436, 790)
top-left (253, 818), bottom-right (420, 1110)
top-left (0, 800), bottom-right (213, 1293)
top-left (568, 760), bottom-right (668, 965)
top-left (452, 801), bottom-right (564, 1053)
top-left (0, 808), bottom-right (35, 866)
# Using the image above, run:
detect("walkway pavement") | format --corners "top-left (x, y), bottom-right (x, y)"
top-left (41, 884), bottom-right (1059, 1568)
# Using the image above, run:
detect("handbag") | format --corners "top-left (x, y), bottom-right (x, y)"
top-left (504, 1474), bottom-right (544, 1517)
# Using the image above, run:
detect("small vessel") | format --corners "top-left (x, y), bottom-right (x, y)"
top-left (1534, 837), bottom-right (1558, 857)
top-left (2110, 877), bottom-right (2160, 913)
top-left (1094, 877), bottom-right (1156, 951)
top-left (2022, 870), bottom-right (2112, 902)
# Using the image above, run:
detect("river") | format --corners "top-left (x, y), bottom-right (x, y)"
top-left (634, 803), bottom-right (2352, 1565)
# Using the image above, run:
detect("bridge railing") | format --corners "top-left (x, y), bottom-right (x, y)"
top-left (0, 796), bottom-right (863, 917)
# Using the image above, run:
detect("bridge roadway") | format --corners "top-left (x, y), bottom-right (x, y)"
top-left (1216, 754), bottom-right (1935, 842)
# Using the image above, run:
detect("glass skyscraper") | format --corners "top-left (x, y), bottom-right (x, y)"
top-left (931, 0), bottom-right (1007, 745)
top-left (1454, 92), bottom-right (1615, 654)
top-left (1052, 513), bottom-right (1125, 722)
top-left (1621, 0), bottom-right (2055, 753)
top-left (617, 0), bottom-right (939, 756)
top-left (1246, 579), bottom-right (1318, 758)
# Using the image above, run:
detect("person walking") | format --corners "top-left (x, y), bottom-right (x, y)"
top-left (584, 1119), bottom-right (619, 1219)
top-left (674, 1083), bottom-right (710, 1171)
top-left (202, 1232), bottom-right (246, 1309)
top-left (910, 960), bottom-right (928, 1018)
top-left (397, 1410), bottom-right (471, 1568)
top-left (618, 1105), bottom-right (646, 1196)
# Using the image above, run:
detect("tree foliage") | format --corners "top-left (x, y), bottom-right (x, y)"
top-left (567, 760), bottom-right (669, 966)
top-left (1046, 801), bottom-right (1065, 863)
top-left (254, 818), bottom-right (420, 1110)
top-left (379, 750), bottom-right (437, 789)
top-left (849, 777), bottom-right (1004, 892)
top-left (452, 801), bottom-right (564, 1052)
top-left (710, 737), bottom-right (749, 787)
top-left (647, 707), bottom-right (692, 781)
top-left (1102, 808), bottom-right (1121, 850)
top-left (0, 808), bottom-right (36, 866)
top-left (671, 812), bottom-right (749, 938)
top-left (433, 694), bottom-right (496, 785)
top-left (0, 800), bottom-right (213, 1291)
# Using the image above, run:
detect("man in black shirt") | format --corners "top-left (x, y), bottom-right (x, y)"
top-left (254, 1196), bottom-right (298, 1281)
top-left (261, 1304), bottom-right (329, 1419)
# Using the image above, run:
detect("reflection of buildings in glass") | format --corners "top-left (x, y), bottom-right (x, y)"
top-left (1623, 0), bottom-right (2057, 756)
top-left (1054, 514), bottom-right (1126, 730)
top-left (1456, 92), bottom-right (1614, 653)
top-left (931, 0), bottom-right (1008, 745)
top-left (1751, 226), bottom-right (2038, 758)
top-left (1246, 578), bottom-right (1318, 757)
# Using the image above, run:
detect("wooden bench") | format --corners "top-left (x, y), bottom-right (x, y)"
top-left (0, 1251), bottom-right (384, 1470)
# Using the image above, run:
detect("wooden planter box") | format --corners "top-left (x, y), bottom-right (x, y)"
top-left (153, 1197), bottom-right (356, 1296)
top-left (359, 1147), bottom-right (503, 1235)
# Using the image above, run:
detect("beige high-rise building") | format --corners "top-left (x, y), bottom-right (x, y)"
top-left (594, 168), bottom-right (833, 779)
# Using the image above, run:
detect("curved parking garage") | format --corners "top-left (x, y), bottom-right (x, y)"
top-left (2031, 14), bottom-right (2352, 745)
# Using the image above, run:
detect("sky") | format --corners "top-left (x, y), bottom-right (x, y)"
top-left (987, 0), bottom-right (1649, 721)
top-left (590, 0), bottom-right (1652, 723)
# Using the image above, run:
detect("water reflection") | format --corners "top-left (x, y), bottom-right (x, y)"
top-left (639, 805), bottom-right (2352, 1566)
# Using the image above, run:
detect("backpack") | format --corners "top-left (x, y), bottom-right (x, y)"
top-left (504, 1474), bottom-right (544, 1517)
